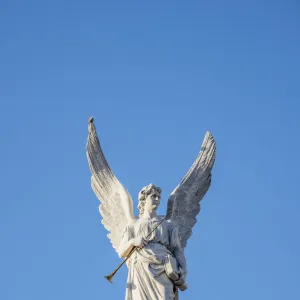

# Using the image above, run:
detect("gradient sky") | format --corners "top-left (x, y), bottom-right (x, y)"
top-left (1, 1), bottom-right (300, 299)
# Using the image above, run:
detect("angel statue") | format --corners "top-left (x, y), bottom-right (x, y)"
top-left (86, 117), bottom-right (216, 300)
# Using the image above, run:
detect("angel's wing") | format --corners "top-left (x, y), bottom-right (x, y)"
top-left (86, 117), bottom-right (135, 255)
top-left (167, 132), bottom-right (216, 249)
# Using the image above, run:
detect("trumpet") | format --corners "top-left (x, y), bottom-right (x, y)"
top-left (104, 211), bottom-right (172, 283)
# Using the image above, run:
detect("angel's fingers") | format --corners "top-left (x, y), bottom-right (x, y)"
top-left (175, 279), bottom-right (185, 286)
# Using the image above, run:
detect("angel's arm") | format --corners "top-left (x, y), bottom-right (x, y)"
top-left (118, 227), bottom-right (134, 258)
top-left (171, 225), bottom-right (188, 274)
top-left (118, 225), bottom-right (148, 258)
top-left (174, 246), bottom-right (187, 274)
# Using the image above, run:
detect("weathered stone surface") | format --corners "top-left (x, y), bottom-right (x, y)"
top-left (86, 117), bottom-right (216, 300)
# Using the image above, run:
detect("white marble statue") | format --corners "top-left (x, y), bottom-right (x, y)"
top-left (86, 117), bottom-right (216, 300)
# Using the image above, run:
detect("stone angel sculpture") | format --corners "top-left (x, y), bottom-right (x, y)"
top-left (86, 117), bottom-right (216, 300)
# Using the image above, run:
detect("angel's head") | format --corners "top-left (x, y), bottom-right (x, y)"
top-left (138, 184), bottom-right (162, 216)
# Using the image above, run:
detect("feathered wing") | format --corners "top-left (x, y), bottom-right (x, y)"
top-left (167, 132), bottom-right (216, 249)
top-left (86, 117), bottom-right (135, 256)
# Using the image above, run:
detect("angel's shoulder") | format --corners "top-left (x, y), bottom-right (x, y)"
top-left (126, 219), bottom-right (138, 230)
top-left (165, 219), bottom-right (177, 230)
top-left (120, 220), bottom-right (137, 239)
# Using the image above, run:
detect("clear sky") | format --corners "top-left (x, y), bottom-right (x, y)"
top-left (1, 1), bottom-right (300, 299)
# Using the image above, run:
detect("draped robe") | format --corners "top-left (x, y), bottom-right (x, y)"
top-left (120, 217), bottom-right (181, 300)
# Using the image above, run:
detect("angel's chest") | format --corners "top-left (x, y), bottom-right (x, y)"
top-left (135, 221), bottom-right (169, 242)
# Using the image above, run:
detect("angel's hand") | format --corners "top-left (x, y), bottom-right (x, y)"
top-left (131, 237), bottom-right (148, 248)
top-left (175, 269), bottom-right (188, 289)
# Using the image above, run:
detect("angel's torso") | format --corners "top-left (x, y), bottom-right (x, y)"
top-left (126, 217), bottom-right (178, 253)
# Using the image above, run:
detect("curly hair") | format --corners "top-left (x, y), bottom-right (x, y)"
top-left (138, 183), bottom-right (162, 217)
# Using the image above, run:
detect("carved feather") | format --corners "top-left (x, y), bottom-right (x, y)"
top-left (167, 132), bottom-right (216, 249)
top-left (86, 118), bottom-right (135, 255)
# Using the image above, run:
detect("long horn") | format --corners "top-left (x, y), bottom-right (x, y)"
top-left (104, 254), bottom-right (131, 283)
top-left (104, 275), bottom-right (113, 283)
top-left (104, 211), bottom-right (172, 283)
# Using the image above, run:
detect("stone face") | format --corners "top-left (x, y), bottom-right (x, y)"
top-left (86, 117), bottom-right (216, 299)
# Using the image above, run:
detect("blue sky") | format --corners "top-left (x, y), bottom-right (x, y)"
top-left (1, 1), bottom-right (300, 299)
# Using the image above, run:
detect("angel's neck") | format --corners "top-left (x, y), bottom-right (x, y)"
top-left (142, 210), bottom-right (157, 220)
